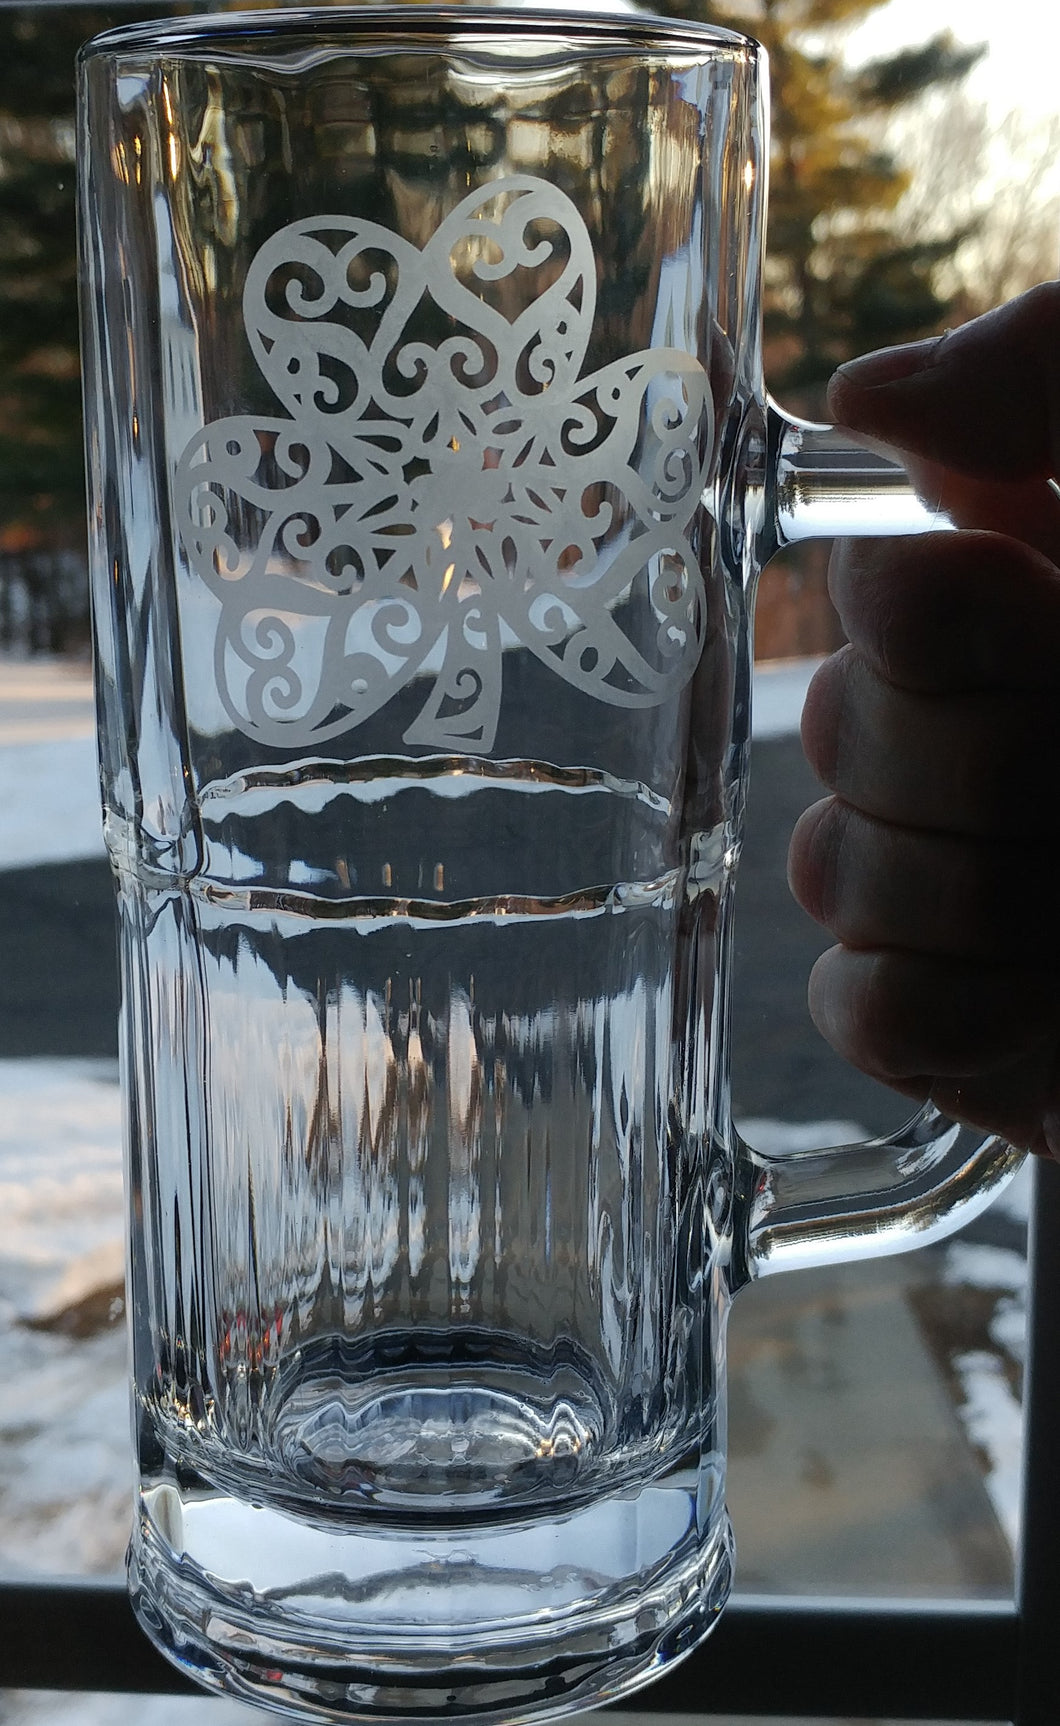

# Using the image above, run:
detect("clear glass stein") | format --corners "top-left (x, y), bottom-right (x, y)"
top-left (76, 9), bottom-right (1021, 1723)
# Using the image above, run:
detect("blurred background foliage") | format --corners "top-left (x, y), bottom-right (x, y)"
top-left (0, 0), bottom-right (1055, 652)
top-left (669, 0), bottom-right (983, 403)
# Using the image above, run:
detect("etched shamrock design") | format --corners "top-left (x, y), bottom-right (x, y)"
top-left (176, 175), bottom-right (714, 754)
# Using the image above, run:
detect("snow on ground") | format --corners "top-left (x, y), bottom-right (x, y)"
top-left (735, 1116), bottom-right (870, 1153)
top-left (0, 1058), bottom-right (123, 1321)
top-left (4, 1694), bottom-right (263, 1725)
top-left (0, 734), bottom-right (103, 869)
top-left (0, 1060), bottom-right (128, 1581)
top-left (941, 1158), bottom-right (1032, 1549)
top-left (749, 656), bottom-right (824, 740)
top-left (0, 657), bottom-right (103, 870)
top-left (954, 1349), bottom-right (1023, 1548)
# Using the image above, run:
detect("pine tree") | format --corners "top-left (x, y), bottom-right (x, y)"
top-left (0, 8), bottom-right (175, 651)
top-left (0, 13), bottom-right (81, 554)
top-left (0, 8), bottom-right (155, 557)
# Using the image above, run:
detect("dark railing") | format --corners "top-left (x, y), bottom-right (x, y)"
top-left (3, 1158), bottom-right (1057, 1724)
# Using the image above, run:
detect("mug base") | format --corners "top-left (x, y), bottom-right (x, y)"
top-left (128, 1472), bottom-right (734, 1725)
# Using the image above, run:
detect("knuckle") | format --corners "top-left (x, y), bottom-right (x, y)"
top-left (799, 648), bottom-right (850, 784)
top-left (794, 796), bottom-right (851, 929)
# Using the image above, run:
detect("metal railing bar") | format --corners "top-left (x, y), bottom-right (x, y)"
top-left (1014, 1157), bottom-right (1060, 1725)
top-left (647, 1597), bottom-right (1018, 1720)
top-left (0, 1580), bottom-right (197, 1696)
top-left (0, 1583), bottom-right (1018, 1719)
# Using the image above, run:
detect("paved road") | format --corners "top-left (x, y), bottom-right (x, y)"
top-left (0, 856), bottom-right (116, 1058)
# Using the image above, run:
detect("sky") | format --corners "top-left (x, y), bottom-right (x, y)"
top-left (847, 0), bottom-right (1060, 127)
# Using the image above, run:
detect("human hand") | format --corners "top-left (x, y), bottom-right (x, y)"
top-left (786, 282), bottom-right (1060, 1159)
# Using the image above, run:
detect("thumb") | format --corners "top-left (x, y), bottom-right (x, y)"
top-left (826, 282), bottom-right (1060, 484)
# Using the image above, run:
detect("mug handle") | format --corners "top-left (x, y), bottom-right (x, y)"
top-left (728, 398), bottom-right (1026, 1291)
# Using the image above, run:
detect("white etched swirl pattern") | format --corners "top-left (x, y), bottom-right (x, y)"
top-left (175, 176), bottom-right (713, 753)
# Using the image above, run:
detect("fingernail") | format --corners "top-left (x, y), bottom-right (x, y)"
top-left (833, 335), bottom-right (944, 390)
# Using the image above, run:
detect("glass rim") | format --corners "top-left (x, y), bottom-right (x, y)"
top-left (77, 3), bottom-right (756, 65)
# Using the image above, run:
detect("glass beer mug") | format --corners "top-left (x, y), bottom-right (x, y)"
top-left (76, 8), bottom-right (1021, 1722)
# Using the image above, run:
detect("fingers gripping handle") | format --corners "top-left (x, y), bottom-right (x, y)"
top-left (727, 398), bottom-right (1025, 1291)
